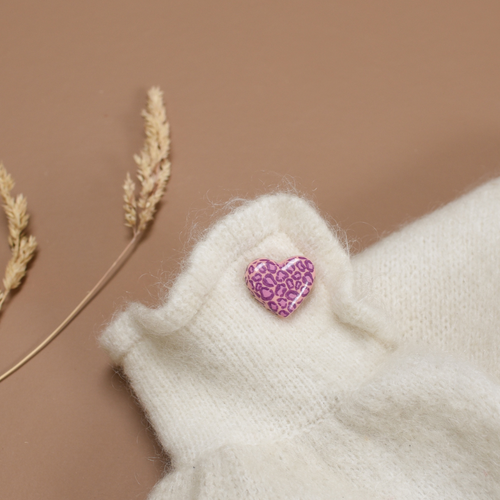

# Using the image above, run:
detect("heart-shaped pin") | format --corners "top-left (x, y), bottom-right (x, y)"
top-left (245, 256), bottom-right (315, 317)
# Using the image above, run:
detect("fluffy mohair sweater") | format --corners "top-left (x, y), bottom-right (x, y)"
top-left (100, 178), bottom-right (500, 499)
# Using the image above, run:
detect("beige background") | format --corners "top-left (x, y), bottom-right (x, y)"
top-left (1, 1), bottom-right (500, 498)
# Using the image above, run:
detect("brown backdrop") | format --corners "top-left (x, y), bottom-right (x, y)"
top-left (1, 1), bottom-right (500, 498)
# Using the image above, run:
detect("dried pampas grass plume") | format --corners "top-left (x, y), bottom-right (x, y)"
top-left (0, 87), bottom-right (171, 382)
top-left (0, 163), bottom-right (37, 311)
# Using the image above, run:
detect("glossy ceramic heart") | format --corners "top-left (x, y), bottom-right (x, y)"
top-left (245, 256), bottom-right (315, 317)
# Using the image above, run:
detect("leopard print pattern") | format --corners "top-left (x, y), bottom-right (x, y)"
top-left (245, 256), bottom-right (315, 317)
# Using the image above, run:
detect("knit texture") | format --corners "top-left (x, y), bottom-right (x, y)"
top-left (353, 178), bottom-right (500, 382)
top-left (100, 180), bottom-right (500, 499)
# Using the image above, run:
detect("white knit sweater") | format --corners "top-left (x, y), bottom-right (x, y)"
top-left (100, 179), bottom-right (500, 499)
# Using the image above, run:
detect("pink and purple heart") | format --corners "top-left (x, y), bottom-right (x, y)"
top-left (245, 256), bottom-right (315, 317)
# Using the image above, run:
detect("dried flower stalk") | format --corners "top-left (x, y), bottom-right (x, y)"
top-left (0, 87), bottom-right (171, 383)
top-left (124, 86), bottom-right (171, 235)
top-left (0, 163), bottom-right (37, 311)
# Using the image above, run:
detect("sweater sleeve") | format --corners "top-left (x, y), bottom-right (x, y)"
top-left (100, 185), bottom-right (500, 500)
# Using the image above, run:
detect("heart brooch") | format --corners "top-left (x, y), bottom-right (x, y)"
top-left (245, 256), bottom-right (315, 317)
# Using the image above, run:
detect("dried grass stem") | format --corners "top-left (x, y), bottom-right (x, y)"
top-left (0, 163), bottom-right (37, 312)
top-left (0, 233), bottom-right (139, 382)
top-left (0, 87), bottom-right (171, 383)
